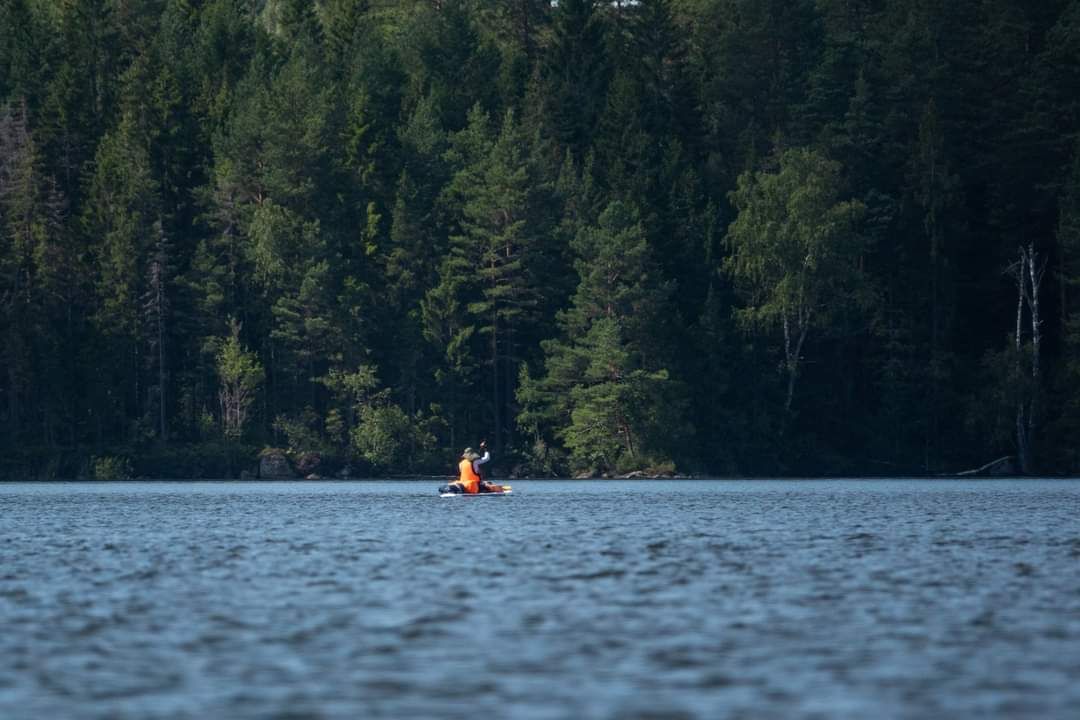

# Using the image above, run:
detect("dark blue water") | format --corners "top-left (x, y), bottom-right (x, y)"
top-left (2, 479), bottom-right (1079, 719)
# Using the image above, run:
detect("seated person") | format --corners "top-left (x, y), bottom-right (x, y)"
top-left (440, 441), bottom-right (499, 493)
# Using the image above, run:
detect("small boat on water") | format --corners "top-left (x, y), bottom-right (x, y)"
top-left (439, 485), bottom-right (512, 497)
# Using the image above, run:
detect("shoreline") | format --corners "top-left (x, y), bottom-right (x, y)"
top-left (2, 474), bottom-right (1062, 483)
top-left (0, 444), bottom-right (1030, 481)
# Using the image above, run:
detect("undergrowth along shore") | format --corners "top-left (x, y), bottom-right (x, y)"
top-left (0, 444), bottom-right (1022, 481)
top-left (0, 444), bottom-right (688, 481)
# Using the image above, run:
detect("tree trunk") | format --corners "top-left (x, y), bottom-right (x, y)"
top-left (781, 310), bottom-right (808, 417)
top-left (492, 306), bottom-right (501, 452)
top-left (1020, 244), bottom-right (1045, 473)
top-left (7, 364), bottom-right (18, 444)
top-left (158, 300), bottom-right (167, 443)
top-left (504, 321), bottom-right (515, 453)
top-left (1013, 244), bottom-right (1045, 474)
top-left (919, 99), bottom-right (946, 473)
top-left (618, 406), bottom-right (635, 459)
top-left (1015, 255), bottom-right (1028, 473)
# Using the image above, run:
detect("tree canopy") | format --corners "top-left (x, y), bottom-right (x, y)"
top-left (1, 0), bottom-right (1079, 478)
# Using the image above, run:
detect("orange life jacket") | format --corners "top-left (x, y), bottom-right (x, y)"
top-left (457, 458), bottom-right (481, 493)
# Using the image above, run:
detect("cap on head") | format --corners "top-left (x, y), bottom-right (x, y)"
top-left (462, 447), bottom-right (474, 458)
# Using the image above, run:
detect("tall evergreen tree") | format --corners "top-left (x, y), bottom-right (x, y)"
top-left (84, 107), bottom-right (162, 440)
top-left (0, 0), bottom-right (45, 105)
top-left (439, 107), bottom-right (550, 453)
top-left (0, 101), bottom-right (70, 445)
top-left (520, 201), bottom-right (685, 474)
top-left (541, 0), bottom-right (610, 163)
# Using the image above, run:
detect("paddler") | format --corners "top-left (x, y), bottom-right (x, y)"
top-left (440, 440), bottom-right (498, 494)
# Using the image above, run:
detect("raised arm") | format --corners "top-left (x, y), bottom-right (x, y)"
top-left (473, 439), bottom-right (490, 473)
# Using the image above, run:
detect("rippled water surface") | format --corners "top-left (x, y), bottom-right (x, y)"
top-left (2, 479), bottom-right (1079, 719)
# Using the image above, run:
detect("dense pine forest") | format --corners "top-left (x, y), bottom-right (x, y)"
top-left (1, 0), bottom-right (1079, 479)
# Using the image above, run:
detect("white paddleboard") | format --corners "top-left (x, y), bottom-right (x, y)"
top-left (439, 490), bottom-right (512, 497)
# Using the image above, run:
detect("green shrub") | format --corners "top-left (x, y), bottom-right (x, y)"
top-left (92, 455), bottom-right (133, 480)
top-left (351, 403), bottom-right (436, 473)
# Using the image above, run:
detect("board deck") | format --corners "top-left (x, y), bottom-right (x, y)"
top-left (439, 489), bottom-right (512, 497)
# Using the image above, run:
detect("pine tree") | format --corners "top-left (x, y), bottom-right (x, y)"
top-left (446, 107), bottom-right (548, 453)
top-left (401, 0), bottom-right (501, 131)
top-left (522, 201), bottom-right (685, 474)
top-left (38, 0), bottom-right (122, 204)
top-left (422, 255), bottom-right (480, 454)
top-left (910, 99), bottom-right (959, 471)
top-left (0, 0), bottom-right (44, 105)
top-left (142, 220), bottom-right (172, 443)
top-left (379, 171), bottom-right (437, 414)
top-left (0, 100), bottom-right (69, 445)
top-left (84, 109), bottom-right (162, 440)
top-left (1050, 147), bottom-right (1080, 471)
top-left (541, 0), bottom-right (610, 163)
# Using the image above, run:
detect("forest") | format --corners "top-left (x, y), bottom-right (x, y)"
top-left (1, 0), bottom-right (1079, 479)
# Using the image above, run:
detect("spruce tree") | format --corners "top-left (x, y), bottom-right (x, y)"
top-left (541, 0), bottom-right (610, 163)
top-left (0, 101), bottom-right (71, 445)
top-left (448, 107), bottom-right (547, 453)
top-left (84, 108), bottom-right (162, 440)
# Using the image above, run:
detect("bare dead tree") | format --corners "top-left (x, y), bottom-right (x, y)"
top-left (1011, 243), bottom-right (1046, 474)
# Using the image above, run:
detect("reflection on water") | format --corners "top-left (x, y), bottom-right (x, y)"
top-left (1, 479), bottom-right (1079, 719)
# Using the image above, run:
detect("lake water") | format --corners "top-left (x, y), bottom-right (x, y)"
top-left (1, 479), bottom-right (1079, 719)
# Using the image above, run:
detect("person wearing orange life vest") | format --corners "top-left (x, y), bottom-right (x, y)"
top-left (439, 440), bottom-right (498, 494)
